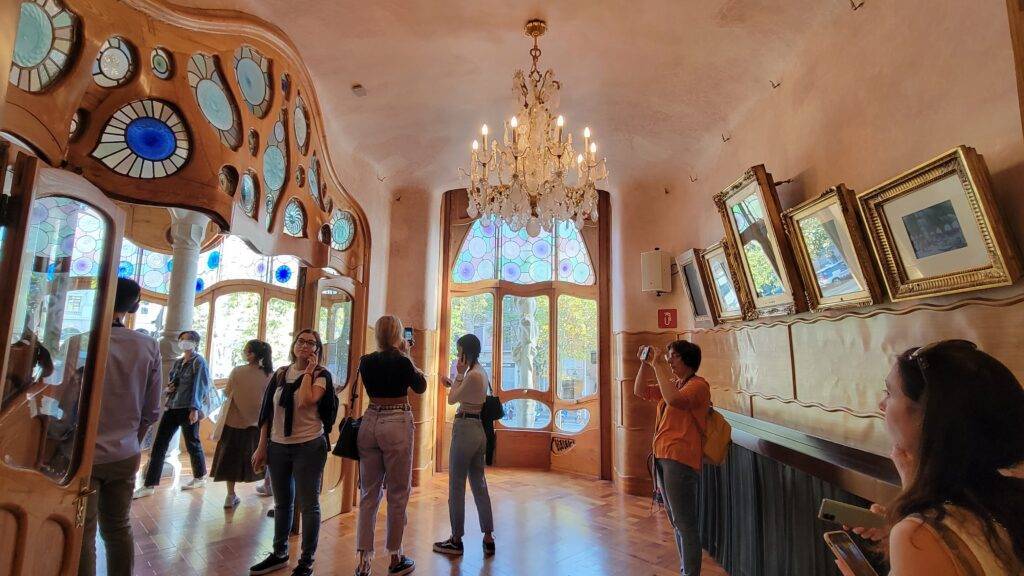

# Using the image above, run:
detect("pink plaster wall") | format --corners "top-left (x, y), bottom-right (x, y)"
top-left (383, 189), bottom-right (443, 330)
top-left (613, 0), bottom-right (1024, 332)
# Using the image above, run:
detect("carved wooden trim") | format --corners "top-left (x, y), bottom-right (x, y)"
top-left (710, 385), bottom-right (882, 419)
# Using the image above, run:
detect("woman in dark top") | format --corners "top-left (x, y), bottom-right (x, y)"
top-left (353, 315), bottom-right (426, 576)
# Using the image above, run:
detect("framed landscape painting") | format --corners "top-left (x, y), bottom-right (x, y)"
top-left (782, 184), bottom-right (883, 311)
top-left (699, 240), bottom-right (748, 322)
top-left (676, 248), bottom-right (716, 327)
top-left (857, 146), bottom-right (1021, 301)
top-left (714, 165), bottom-right (807, 318)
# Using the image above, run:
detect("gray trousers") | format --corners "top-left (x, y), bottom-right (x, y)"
top-left (78, 453), bottom-right (141, 576)
top-left (448, 417), bottom-right (494, 538)
top-left (655, 458), bottom-right (702, 576)
top-left (356, 406), bottom-right (414, 554)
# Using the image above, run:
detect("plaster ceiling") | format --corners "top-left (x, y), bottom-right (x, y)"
top-left (172, 1), bottom-right (847, 197)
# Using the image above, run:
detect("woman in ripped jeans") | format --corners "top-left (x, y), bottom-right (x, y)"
top-left (353, 315), bottom-right (427, 576)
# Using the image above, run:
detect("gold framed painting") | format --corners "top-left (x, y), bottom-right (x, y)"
top-left (714, 165), bottom-right (807, 318)
top-left (676, 248), bottom-right (716, 328)
top-left (699, 239), bottom-right (749, 322)
top-left (782, 184), bottom-right (883, 311)
top-left (857, 146), bottom-right (1022, 302)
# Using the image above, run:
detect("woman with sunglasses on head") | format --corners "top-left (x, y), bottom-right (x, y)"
top-left (839, 340), bottom-right (1024, 575)
top-left (353, 315), bottom-right (426, 576)
top-left (249, 330), bottom-right (334, 576)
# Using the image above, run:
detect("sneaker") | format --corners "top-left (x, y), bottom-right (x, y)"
top-left (483, 537), bottom-right (496, 556)
top-left (249, 553), bottom-right (289, 575)
top-left (432, 537), bottom-right (464, 556)
top-left (256, 483), bottom-right (273, 497)
top-left (224, 494), bottom-right (241, 509)
top-left (291, 562), bottom-right (313, 576)
top-left (132, 486), bottom-right (155, 500)
top-left (388, 556), bottom-right (415, 575)
top-left (181, 477), bottom-right (206, 491)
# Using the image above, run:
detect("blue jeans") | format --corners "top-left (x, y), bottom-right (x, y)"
top-left (655, 458), bottom-right (702, 576)
top-left (448, 417), bottom-right (494, 538)
top-left (268, 436), bottom-right (328, 564)
top-left (356, 405), bottom-right (415, 554)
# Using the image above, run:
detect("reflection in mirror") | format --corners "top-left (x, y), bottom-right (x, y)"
top-left (317, 289), bottom-right (352, 386)
top-left (798, 206), bottom-right (864, 298)
top-left (211, 292), bottom-right (261, 380)
top-left (500, 295), bottom-right (550, 392)
top-left (709, 254), bottom-right (740, 313)
top-left (682, 262), bottom-right (709, 318)
top-left (730, 194), bottom-right (784, 298)
top-left (133, 300), bottom-right (165, 338)
top-left (1, 197), bottom-right (108, 482)
top-left (267, 298), bottom-right (296, 370)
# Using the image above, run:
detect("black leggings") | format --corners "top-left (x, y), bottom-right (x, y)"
top-left (144, 407), bottom-right (207, 486)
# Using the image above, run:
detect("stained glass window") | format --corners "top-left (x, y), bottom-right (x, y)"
top-left (554, 408), bottom-right (590, 434)
top-left (240, 171), bottom-right (259, 217)
top-left (556, 295), bottom-right (598, 400)
top-left (187, 53), bottom-right (241, 149)
top-left (10, 0), bottom-right (78, 93)
top-left (263, 112), bottom-right (288, 224)
top-left (330, 210), bottom-right (355, 252)
top-left (68, 207), bottom-right (105, 278)
top-left (118, 238), bottom-right (141, 279)
top-left (233, 45), bottom-right (271, 118)
top-left (283, 198), bottom-right (305, 237)
top-left (293, 95), bottom-right (310, 155)
top-left (500, 296), bottom-right (550, 392)
top-left (92, 36), bottom-right (135, 88)
top-left (452, 218), bottom-right (594, 286)
top-left (210, 291), bottom-right (260, 379)
top-left (556, 221), bottom-right (595, 285)
top-left (150, 47), bottom-right (173, 80)
top-left (500, 223), bottom-right (552, 284)
top-left (452, 217), bottom-right (498, 283)
top-left (92, 99), bottom-right (189, 179)
top-left (500, 399), bottom-right (551, 430)
top-left (138, 249), bottom-right (172, 294)
top-left (308, 152), bottom-right (322, 208)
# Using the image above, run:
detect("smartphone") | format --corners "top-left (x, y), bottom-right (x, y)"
top-left (403, 327), bottom-right (414, 347)
top-left (823, 531), bottom-right (878, 576)
top-left (819, 499), bottom-right (887, 530)
top-left (639, 345), bottom-right (652, 362)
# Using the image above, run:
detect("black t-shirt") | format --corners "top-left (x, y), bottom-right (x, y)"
top-left (358, 350), bottom-right (427, 399)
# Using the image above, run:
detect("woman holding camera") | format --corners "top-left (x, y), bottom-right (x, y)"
top-left (838, 340), bottom-right (1024, 575)
top-left (433, 333), bottom-right (496, 557)
top-left (353, 316), bottom-right (427, 576)
top-left (633, 340), bottom-right (710, 576)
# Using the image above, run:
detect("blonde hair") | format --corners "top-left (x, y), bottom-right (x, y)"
top-left (375, 315), bottom-right (404, 351)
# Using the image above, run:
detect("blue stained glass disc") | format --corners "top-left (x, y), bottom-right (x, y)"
top-left (196, 78), bottom-right (233, 131)
top-left (263, 145), bottom-right (286, 192)
top-left (195, 278), bottom-right (205, 292)
top-left (125, 117), bottom-right (176, 161)
top-left (275, 265), bottom-right (292, 283)
top-left (236, 57), bottom-right (267, 107)
top-left (330, 211), bottom-right (355, 251)
top-left (241, 173), bottom-right (257, 215)
top-left (118, 260), bottom-right (135, 278)
top-left (14, 2), bottom-right (52, 68)
top-left (206, 250), bottom-right (221, 269)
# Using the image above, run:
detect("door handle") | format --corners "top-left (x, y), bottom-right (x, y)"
top-left (73, 479), bottom-right (97, 528)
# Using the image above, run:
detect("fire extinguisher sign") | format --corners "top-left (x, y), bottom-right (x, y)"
top-left (658, 309), bottom-right (677, 329)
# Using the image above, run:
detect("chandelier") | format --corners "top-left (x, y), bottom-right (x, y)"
top-left (463, 19), bottom-right (608, 236)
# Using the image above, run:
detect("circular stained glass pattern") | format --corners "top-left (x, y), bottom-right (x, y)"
top-left (274, 264), bottom-right (293, 284)
top-left (92, 99), bottom-right (189, 178)
top-left (195, 278), bottom-right (205, 292)
top-left (234, 45), bottom-right (271, 118)
top-left (187, 53), bottom-right (242, 149)
top-left (150, 47), bottom-right (173, 80)
top-left (283, 198), bottom-right (305, 237)
top-left (10, 0), bottom-right (77, 93)
top-left (118, 260), bottom-right (134, 278)
top-left (308, 152), bottom-right (322, 208)
top-left (92, 36), bottom-right (136, 88)
top-left (293, 95), bottom-right (309, 155)
top-left (262, 110), bottom-right (289, 227)
top-left (206, 250), bottom-right (221, 270)
top-left (263, 145), bottom-right (286, 192)
top-left (330, 210), bottom-right (355, 251)
top-left (240, 171), bottom-right (259, 218)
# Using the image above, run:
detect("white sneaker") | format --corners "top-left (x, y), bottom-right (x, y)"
top-left (132, 486), bottom-right (155, 500)
top-left (224, 494), bottom-right (241, 509)
top-left (181, 477), bottom-right (207, 491)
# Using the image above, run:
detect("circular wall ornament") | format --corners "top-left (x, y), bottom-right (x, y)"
top-left (240, 170), bottom-right (259, 217)
top-left (187, 53), bottom-right (242, 149)
top-left (329, 210), bottom-right (355, 251)
top-left (262, 109), bottom-right (289, 227)
top-left (219, 165), bottom-right (238, 196)
top-left (91, 99), bottom-right (190, 178)
top-left (10, 0), bottom-right (78, 93)
top-left (308, 151), bottom-right (323, 209)
top-left (247, 128), bottom-right (259, 156)
top-left (295, 165), bottom-right (305, 187)
top-left (293, 94), bottom-right (310, 155)
top-left (150, 47), bottom-right (173, 79)
top-left (233, 45), bottom-right (272, 118)
top-left (92, 36), bottom-right (136, 88)
top-left (283, 198), bottom-right (305, 237)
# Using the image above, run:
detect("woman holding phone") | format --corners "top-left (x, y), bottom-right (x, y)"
top-left (433, 333), bottom-right (496, 557)
top-left (837, 340), bottom-right (1024, 575)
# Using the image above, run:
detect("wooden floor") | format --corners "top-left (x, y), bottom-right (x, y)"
top-left (97, 457), bottom-right (728, 575)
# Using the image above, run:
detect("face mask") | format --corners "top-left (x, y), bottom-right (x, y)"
top-left (179, 341), bottom-right (196, 351)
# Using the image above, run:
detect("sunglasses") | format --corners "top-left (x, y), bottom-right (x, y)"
top-left (908, 339), bottom-right (977, 370)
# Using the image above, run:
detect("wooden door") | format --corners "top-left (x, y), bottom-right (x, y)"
top-left (0, 152), bottom-right (125, 576)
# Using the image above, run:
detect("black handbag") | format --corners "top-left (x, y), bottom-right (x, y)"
top-left (332, 415), bottom-right (361, 460)
top-left (480, 377), bottom-right (504, 423)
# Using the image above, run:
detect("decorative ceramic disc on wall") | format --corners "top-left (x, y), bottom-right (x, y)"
top-left (69, 109), bottom-right (84, 141)
top-left (263, 109), bottom-right (289, 227)
top-left (308, 151), bottom-right (323, 209)
top-left (10, 0), bottom-right (78, 92)
top-left (92, 36), bottom-right (136, 88)
top-left (330, 210), bottom-right (355, 251)
top-left (293, 94), bottom-right (309, 155)
top-left (247, 128), bottom-right (259, 156)
top-left (150, 47), bottom-right (173, 79)
top-left (91, 99), bottom-right (189, 178)
top-left (187, 53), bottom-right (242, 149)
top-left (283, 198), bottom-right (305, 237)
top-left (240, 170), bottom-right (259, 217)
top-left (233, 45), bottom-right (272, 118)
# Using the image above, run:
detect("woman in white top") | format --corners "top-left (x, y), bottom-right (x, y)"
top-left (210, 339), bottom-right (274, 509)
top-left (839, 340), bottom-right (1023, 575)
top-left (249, 330), bottom-right (334, 576)
top-left (433, 334), bottom-right (496, 557)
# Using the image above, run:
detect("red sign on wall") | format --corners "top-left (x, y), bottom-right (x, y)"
top-left (658, 308), bottom-right (678, 329)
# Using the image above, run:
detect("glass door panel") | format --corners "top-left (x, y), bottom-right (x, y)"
top-left (317, 289), bottom-right (352, 386)
top-left (500, 295), bottom-right (550, 393)
top-left (266, 297), bottom-right (296, 371)
top-left (133, 299), bottom-right (165, 339)
top-left (448, 293), bottom-right (495, 380)
top-left (556, 295), bottom-right (598, 401)
top-left (210, 291), bottom-right (261, 379)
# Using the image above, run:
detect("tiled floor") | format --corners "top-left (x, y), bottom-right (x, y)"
top-left (97, 457), bottom-right (727, 575)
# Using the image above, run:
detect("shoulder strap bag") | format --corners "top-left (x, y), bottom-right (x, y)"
top-left (480, 371), bottom-right (504, 423)
top-left (332, 373), bottom-right (362, 460)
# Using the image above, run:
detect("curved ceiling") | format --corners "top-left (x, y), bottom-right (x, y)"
top-left (172, 0), bottom-right (846, 196)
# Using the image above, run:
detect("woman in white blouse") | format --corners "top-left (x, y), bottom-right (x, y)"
top-left (433, 334), bottom-right (496, 557)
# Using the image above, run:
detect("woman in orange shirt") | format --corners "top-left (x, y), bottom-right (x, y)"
top-left (634, 339), bottom-right (711, 576)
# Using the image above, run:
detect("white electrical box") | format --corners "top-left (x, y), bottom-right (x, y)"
top-left (641, 250), bottom-right (672, 294)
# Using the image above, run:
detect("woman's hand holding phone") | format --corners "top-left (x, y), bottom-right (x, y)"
top-left (847, 503), bottom-right (889, 542)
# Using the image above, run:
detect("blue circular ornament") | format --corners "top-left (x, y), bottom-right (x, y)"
top-left (118, 260), bottom-right (135, 278)
top-left (125, 117), bottom-right (177, 161)
top-left (206, 250), bottom-right (221, 270)
top-left (274, 264), bottom-right (292, 284)
top-left (195, 278), bottom-right (205, 292)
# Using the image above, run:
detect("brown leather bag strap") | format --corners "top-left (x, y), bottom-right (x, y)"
top-left (910, 515), bottom-right (986, 576)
